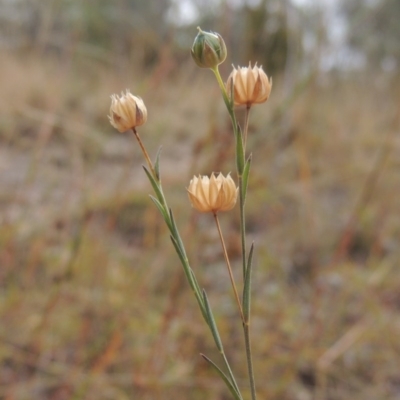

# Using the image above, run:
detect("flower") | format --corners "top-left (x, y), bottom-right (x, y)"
top-left (191, 27), bottom-right (227, 69)
top-left (226, 63), bottom-right (272, 106)
top-left (187, 173), bottom-right (238, 213)
top-left (108, 90), bottom-right (147, 132)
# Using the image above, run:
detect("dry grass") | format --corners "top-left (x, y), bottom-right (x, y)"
top-left (1, 46), bottom-right (400, 400)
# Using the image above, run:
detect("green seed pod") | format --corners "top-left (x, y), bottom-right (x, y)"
top-left (191, 27), bottom-right (227, 69)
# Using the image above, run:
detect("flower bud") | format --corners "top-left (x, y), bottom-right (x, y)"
top-left (187, 173), bottom-right (238, 213)
top-left (191, 27), bottom-right (227, 69)
top-left (226, 63), bottom-right (272, 106)
top-left (108, 90), bottom-right (147, 132)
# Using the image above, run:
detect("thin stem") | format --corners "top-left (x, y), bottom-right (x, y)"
top-left (212, 67), bottom-right (237, 126)
top-left (132, 128), bottom-right (170, 213)
top-left (132, 128), bottom-right (157, 178)
top-left (238, 177), bottom-right (247, 279)
top-left (237, 177), bottom-right (257, 400)
top-left (213, 212), bottom-right (244, 323)
top-left (244, 323), bottom-right (257, 400)
top-left (212, 67), bottom-right (230, 108)
top-left (243, 105), bottom-right (251, 150)
top-left (211, 65), bottom-right (257, 398)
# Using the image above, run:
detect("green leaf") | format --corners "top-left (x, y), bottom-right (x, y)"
top-left (169, 209), bottom-right (187, 258)
top-left (201, 354), bottom-right (243, 400)
top-left (243, 242), bottom-right (254, 323)
top-left (149, 195), bottom-right (171, 230)
top-left (235, 124), bottom-right (245, 175)
top-left (202, 290), bottom-right (223, 351)
top-left (169, 235), bottom-right (187, 271)
top-left (189, 268), bottom-right (204, 307)
top-left (241, 154), bottom-right (252, 202)
top-left (143, 166), bottom-right (163, 203)
top-left (169, 235), bottom-right (207, 322)
top-left (154, 146), bottom-right (162, 180)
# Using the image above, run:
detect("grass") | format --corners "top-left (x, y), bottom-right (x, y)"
top-left (0, 45), bottom-right (400, 400)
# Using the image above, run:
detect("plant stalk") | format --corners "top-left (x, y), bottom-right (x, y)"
top-left (212, 67), bottom-right (257, 400)
top-left (132, 128), bottom-right (157, 178)
top-left (213, 212), bottom-right (244, 322)
top-left (243, 105), bottom-right (251, 151)
top-left (244, 322), bottom-right (257, 400)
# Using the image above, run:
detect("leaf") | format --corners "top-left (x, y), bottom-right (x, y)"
top-left (202, 290), bottom-right (223, 351)
top-left (169, 236), bottom-right (207, 322)
top-left (201, 354), bottom-right (243, 400)
top-left (154, 146), bottom-right (162, 180)
top-left (143, 166), bottom-right (163, 203)
top-left (169, 235), bottom-right (187, 271)
top-left (189, 268), bottom-right (204, 308)
top-left (169, 209), bottom-right (187, 259)
top-left (243, 242), bottom-right (254, 323)
top-left (241, 154), bottom-right (252, 202)
top-left (149, 195), bottom-right (171, 230)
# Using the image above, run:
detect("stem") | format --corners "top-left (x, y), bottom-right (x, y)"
top-left (132, 126), bottom-right (243, 398)
top-left (132, 128), bottom-right (170, 212)
top-left (238, 177), bottom-right (247, 279)
top-left (244, 322), bottom-right (257, 400)
top-left (213, 212), bottom-right (244, 323)
top-left (132, 128), bottom-right (157, 178)
top-left (211, 67), bottom-right (237, 126)
top-left (240, 107), bottom-right (251, 278)
top-left (211, 66), bottom-right (257, 399)
top-left (243, 105), bottom-right (251, 150)
top-left (239, 174), bottom-right (257, 400)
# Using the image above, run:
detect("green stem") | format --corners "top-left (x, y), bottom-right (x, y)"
top-left (211, 67), bottom-right (257, 400)
top-left (239, 173), bottom-right (257, 400)
top-left (240, 106), bottom-right (251, 279)
top-left (243, 105), bottom-right (251, 151)
top-left (244, 322), bottom-right (257, 400)
top-left (238, 176), bottom-right (247, 279)
top-left (211, 66), bottom-right (237, 126)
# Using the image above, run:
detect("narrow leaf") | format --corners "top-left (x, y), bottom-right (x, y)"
top-left (201, 354), bottom-right (243, 400)
top-left (170, 235), bottom-right (188, 273)
top-left (189, 268), bottom-right (208, 323)
top-left (202, 290), bottom-right (223, 351)
top-left (169, 236), bottom-right (197, 298)
top-left (170, 236), bottom-right (206, 321)
top-left (149, 195), bottom-right (171, 230)
top-left (189, 268), bottom-right (204, 307)
top-left (169, 209), bottom-right (187, 258)
top-left (154, 146), bottom-right (162, 180)
top-left (243, 242), bottom-right (254, 322)
top-left (143, 166), bottom-right (163, 203)
top-left (241, 154), bottom-right (252, 202)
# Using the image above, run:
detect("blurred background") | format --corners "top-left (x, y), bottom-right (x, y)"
top-left (0, 0), bottom-right (399, 399)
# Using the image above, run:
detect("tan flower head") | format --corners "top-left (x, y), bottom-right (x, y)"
top-left (226, 63), bottom-right (272, 107)
top-left (187, 173), bottom-right (238, 213)
top-left (109, 90), bottom-right (147, 132)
